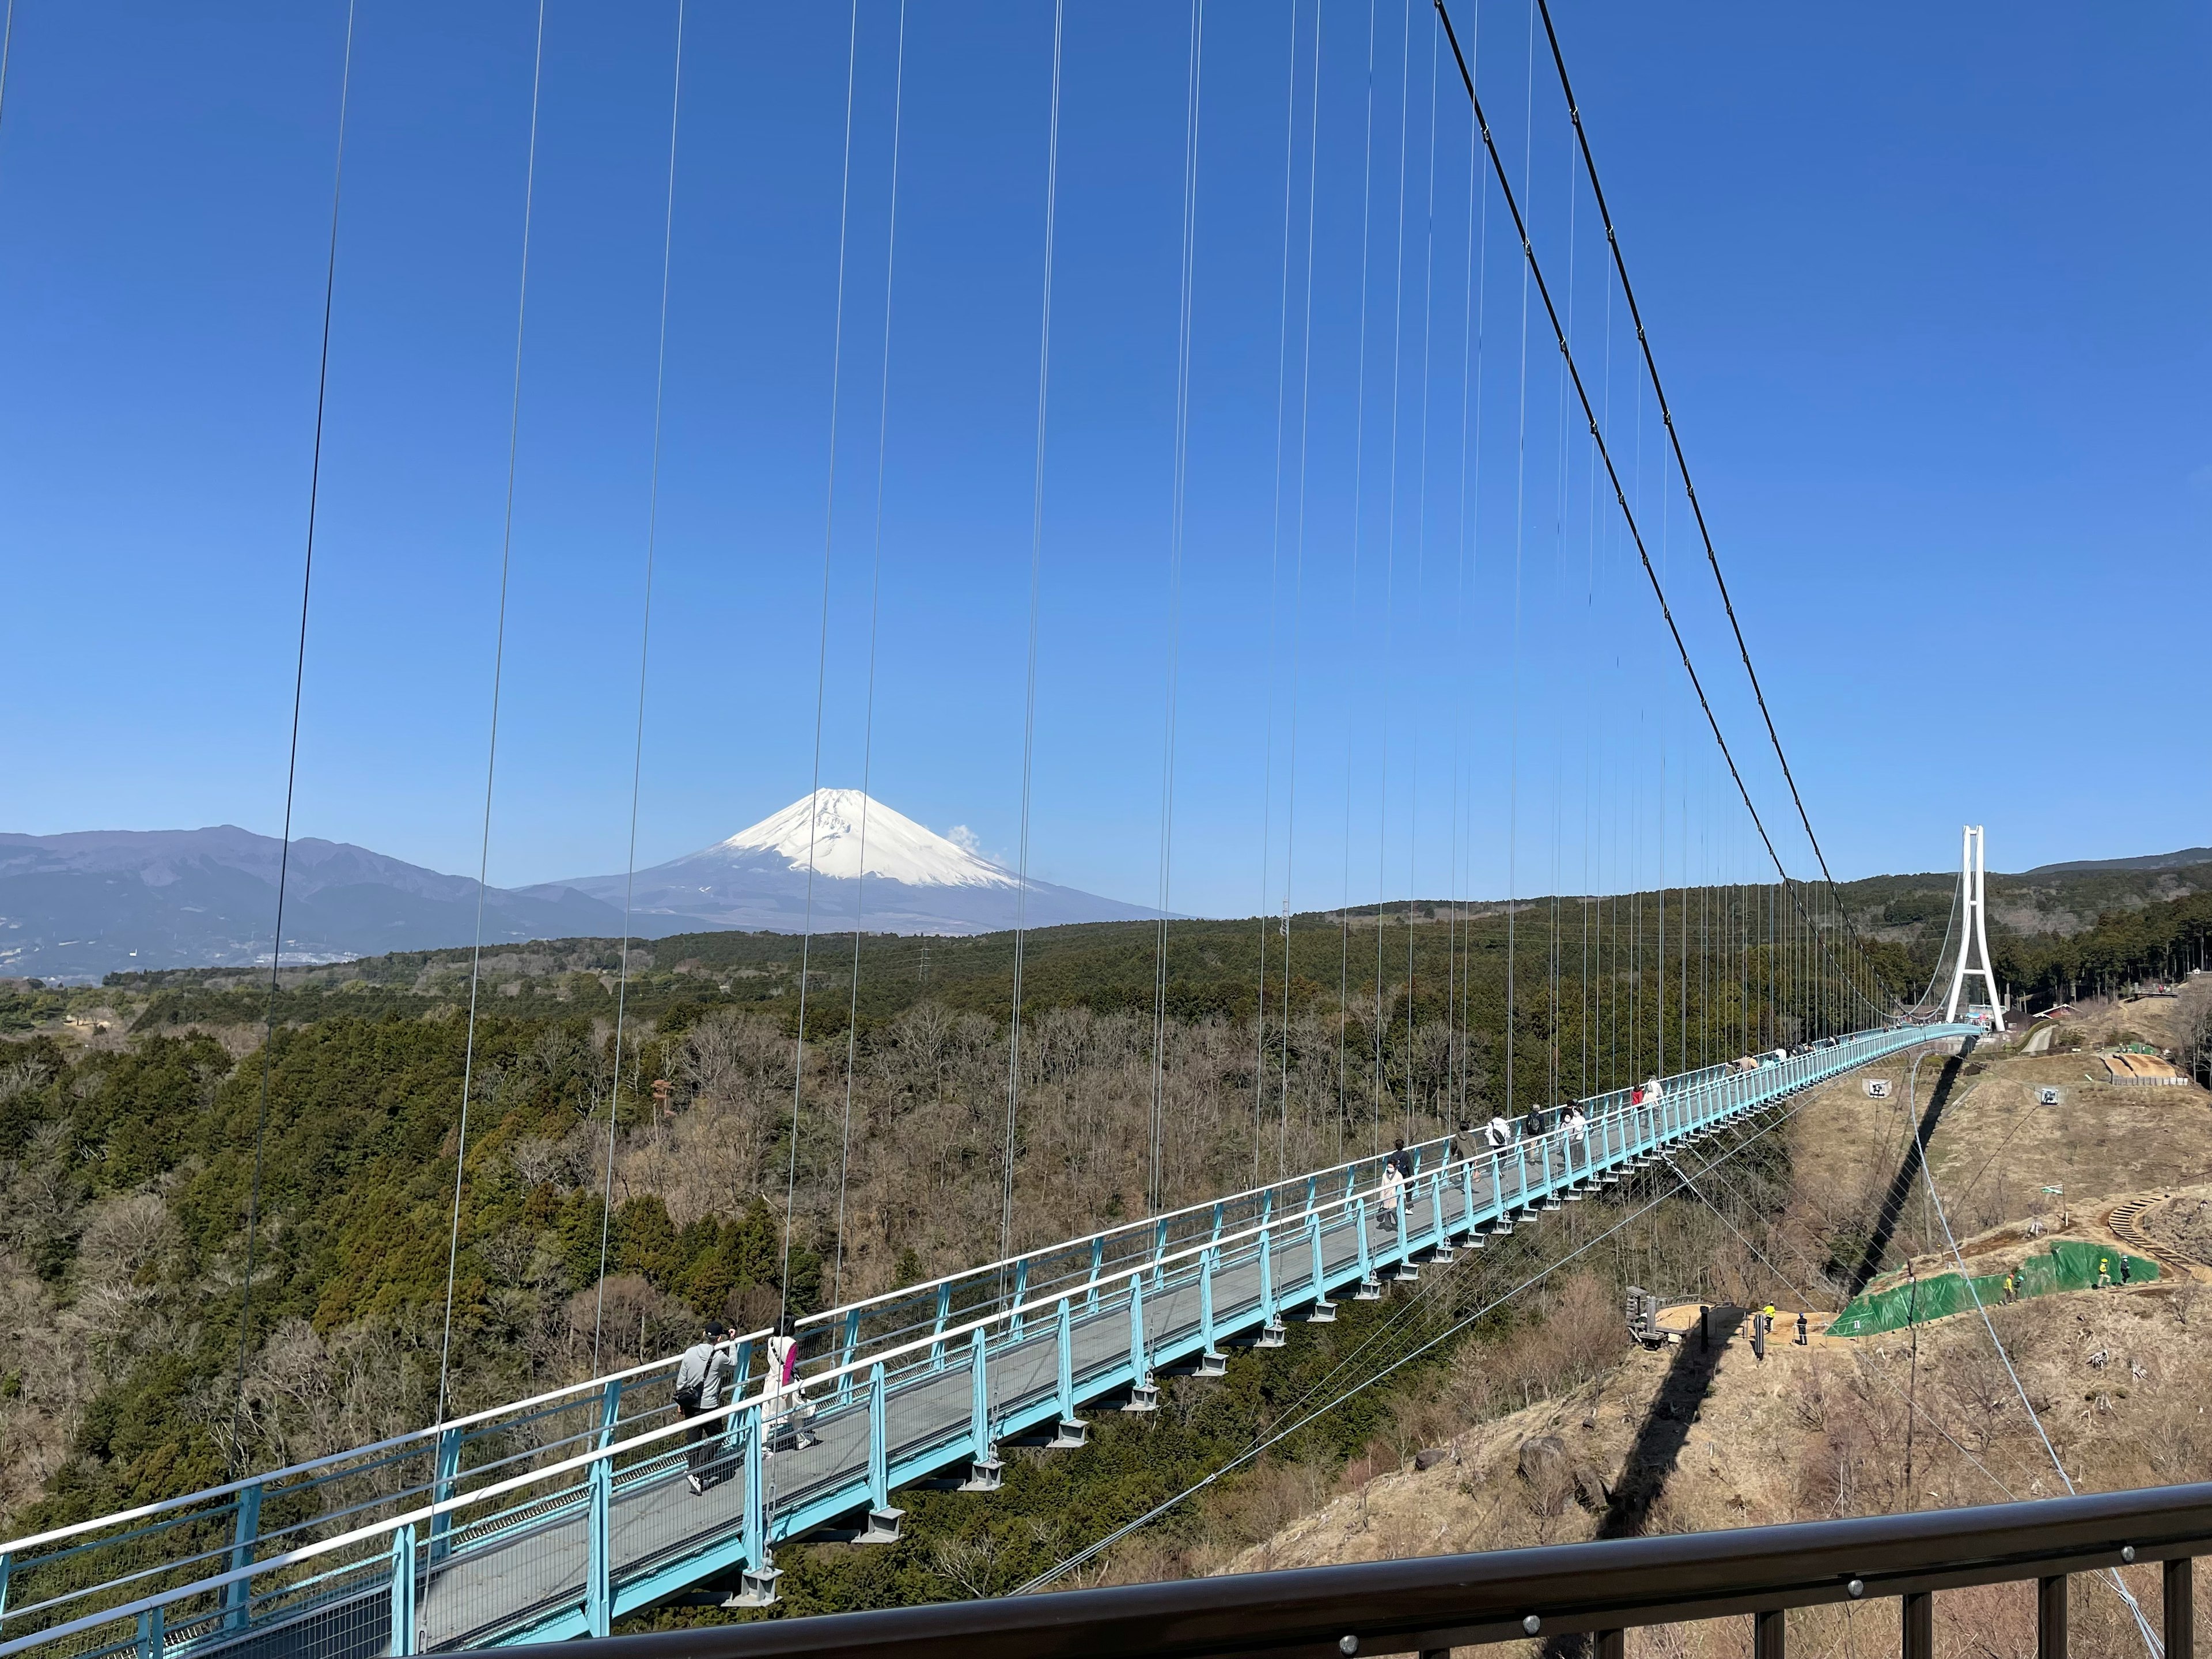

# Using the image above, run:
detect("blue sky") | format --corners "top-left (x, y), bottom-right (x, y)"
top-left (1, 1), bottom-right (2205, 918)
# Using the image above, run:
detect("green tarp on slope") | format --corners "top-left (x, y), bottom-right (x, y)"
top-left (1828, 1240), bottom-right (2157, 1337)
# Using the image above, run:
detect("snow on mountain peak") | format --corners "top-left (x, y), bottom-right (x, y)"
top-left (713, 790), bottom-right (1018, 889)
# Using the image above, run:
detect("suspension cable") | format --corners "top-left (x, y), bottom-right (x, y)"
top-left (1432, 0), bottom-right (1883, 1027)
top-left (831, 0), bottom-right (908, 1308)
top-left (1149, 0), bottom-right (1206, 1216)
top-left (779, 0), bottom-right (865, 1323)
top-left (438, 0), bottom-right (545, 1431)
top-left (229, 0), bottom-right (357, 1472)
top-left (1003, 0), bottom-right (1066, 1266)
top-left (589, 0), bottom-right (686, 1375)
top-left (1527, 0), bottom-right (1895, 1010)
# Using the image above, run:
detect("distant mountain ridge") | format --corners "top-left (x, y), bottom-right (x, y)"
top-left (2022, 847), bottom-right (2212, 876)
top-left (0, 827), bottom-right (660, 982)
top-left (1, 794), bottom-right (1160, 982)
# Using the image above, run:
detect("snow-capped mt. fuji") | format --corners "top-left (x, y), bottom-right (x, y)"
top-left (546, 789), bottom-right (1157, 935)
top-left (715, 790), bottom-right (1018, 889)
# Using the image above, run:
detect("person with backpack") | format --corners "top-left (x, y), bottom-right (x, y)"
top-left (673, 1319), bottom-right (738, 1495)
top-left (1484, 1113), bottom-right (1512, 1150)
top-left (1388, 1137), bottom-right (1415, 1180)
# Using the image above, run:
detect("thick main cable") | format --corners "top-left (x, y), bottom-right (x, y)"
top-left (1431, 0), bottom-right (1880, 1025)
top-left (1529, 0), bottom-right (1894, 1010)
top-left (229, 0), bottom-right (357, 1471)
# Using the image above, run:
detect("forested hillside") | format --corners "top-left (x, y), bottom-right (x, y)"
top-left (3, 869), bottom-right (2206, 1578)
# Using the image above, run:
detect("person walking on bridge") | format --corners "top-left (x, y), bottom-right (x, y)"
top-left (1379, 1156), bottom-right (1406, 1234)
top-left (674, 1319), bottom-right (738, 1495)
top-left (1484, 1113), bottom-right (1511, 1150)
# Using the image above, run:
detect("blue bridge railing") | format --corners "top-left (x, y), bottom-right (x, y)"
top-left (0, 1024), bottom-right (1975, 1659)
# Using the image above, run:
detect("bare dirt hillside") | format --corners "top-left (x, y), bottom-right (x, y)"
top-left (1220, 990), bottom-right (2212, 1659)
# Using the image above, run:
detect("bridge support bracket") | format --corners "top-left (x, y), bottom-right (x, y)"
top-left (1427, 1245), bottom-right (1456, 1266)
top-left (1354, 1277), bottom-right (1384, 1301)
top-left (1122, 1382), bottom-right (1161, 1413)
top-left (959, 1457), bottom-right (1005, 1493)
top-left (859, 1508), bottom-right (904, 1545)
top-left (1302, 1298), bottom-right (1338, 1322)
top-left (1394, 1263), bottom-right (1421, 1283)
top-left (1244, 1320), bottom-right (1286, 1350)
top-left (1048, 1418), bottom-right (1090, 1449)
top-left (1196, 1349), bottom-right (1229, 1376)
top-left (722, 1566), bottom-right (781, 1610)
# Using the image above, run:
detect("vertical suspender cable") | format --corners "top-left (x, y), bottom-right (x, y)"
top-left (1370, 0), bottom-right (1410, 1153)
top-left (1149, 0), bottom-right (1205, 1216)
top-left (1003, 0), bottom-right (1065, 1264)
top-left (1252, 0), bottom-right (1298, 1186)
top-left (229, 0), bottom-right (357, 1469)
top-left (1501, 0), bottom-right (1535, 1117)
top-left (1280, 0), bottom-right (1325, 1175)
top-left (440, 0), bottom-right (547, 1431)
top-left (779, 0), bottom-right (863, 1323)
top-left (1336, 0), bottom-right (1379, 1152)
top-left (832, 0), bottom-right (908, 1307)
top-left (591, 0), bottom-right (687, 1370)
top-left (1402, 13), bottom-right (1438, 1139)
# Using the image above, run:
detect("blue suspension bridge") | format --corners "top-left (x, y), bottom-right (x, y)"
top-left (0, 1024), bottom-right (1978, 1659)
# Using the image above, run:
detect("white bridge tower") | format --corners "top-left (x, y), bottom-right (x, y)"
top-left (1941, 823), bottom-right (2005, 1031)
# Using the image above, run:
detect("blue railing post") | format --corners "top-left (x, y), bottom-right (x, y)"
top-left (1210, 1202), bottom-right (1225, 1243)
top-left (1354, 1198), bottom-right (1375, 1293)
top-left (968, 1326), bottom-right (992, 1461)
top-left (1, 1549), bottom-right (12, 1628)
top-left (1127, 1271), bottom-right (1149, 1386)
top-left (1513, 1142), bottom-right (1531, 1211)
top-left (1461, 1158), bottom-right (1476, 1230)
top-left (1009, 1260), bottom-right (1031, 1339)
top-left (1257, 1228), bottom-right (1276, 1327)
top-left (135, 1604), bottom-right (164, 1659)
top-left (389, 1521), bottom-right (416, 1658)
top-left (1430, 1171), bottom-right (1446, 1249)
top-left (1306, 1212), bottom-right (1327, 1304)
top-left (426, 1425), bottom-right (460, 1566)
top-left (224, 1482), bottom-right (261, 1631)
top-left (597, 1377), bottom-right (623, 1450)
top-left (931, 1283), bottom-right (952, 1370)
top-left (867, 1363), bottom-right (889, 1514)
top-left (1304, 1173), bottom-right (1319, 1214)
top-left (1086, 1237), bottom-right (1106, 1312)
top-left (837, 1308), bottom-right (862, 1403)
top-left (1055, 1297), bottom-right (1075, 1425)
top-left (585, 1455), bottom-right (611, 1638)
top-left (742, 1404), bottom-right (766, 1573)
top-left (1199, 1246), bottom-right (1219, 1357)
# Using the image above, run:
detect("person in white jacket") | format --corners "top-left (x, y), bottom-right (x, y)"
top-left (764, 1313), bottom-right (816, 1453)
top-left (1379, 1159), bottom-right (1406, 1234)
top-left (1484, 1114), bottom-right (1511, 1149)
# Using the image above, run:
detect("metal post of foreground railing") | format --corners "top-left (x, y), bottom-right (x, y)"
top-left (388, 1521), bottom-right (416, 1658)
top-left (134, 1604), bottom-right (164, 1659)
top-left (1754, 1605), bottom-right (1784, 1659)
top-left (2040, 1574), bottom-right (2067, 1659)
top-left (585, 1453), bottom-right (611, 1638)
top-left (224, 1483), bottom-right (260, 1631)
top-left (1902, 1590), bottom-right (1931, 1659)
top-left (2168, 1558), bottom-right (2194, 1659)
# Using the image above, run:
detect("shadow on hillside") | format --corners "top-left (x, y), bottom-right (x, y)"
top-left (1845, 1053), bottom-right (1967, 1298)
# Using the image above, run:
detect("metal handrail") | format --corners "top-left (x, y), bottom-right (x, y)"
top-left (520, 1478), bottom-right (2212, 1659)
